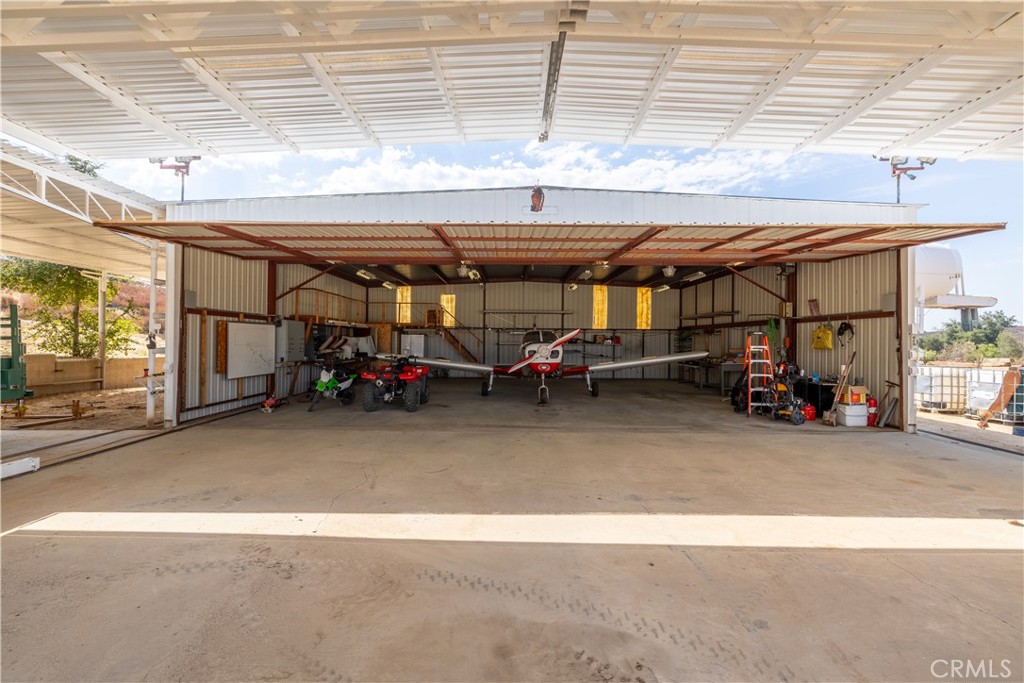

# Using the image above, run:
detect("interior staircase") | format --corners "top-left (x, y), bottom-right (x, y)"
top-left (439, 326), bottom-right (480, 364)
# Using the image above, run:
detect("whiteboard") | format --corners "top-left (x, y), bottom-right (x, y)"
top-left (227, 322), bottom-right (276, 379)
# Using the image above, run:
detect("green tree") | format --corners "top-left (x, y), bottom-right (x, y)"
top-left (968, 310), bottom-right (1018, 346)
top-left (0, 257), bottom-right (135, 357)
top-left (64, 154), bottom-right (104, 178)
top-left (937, 339), bottom-right (982, 363)
top-left (996, 330), bottom-right (1024, 360)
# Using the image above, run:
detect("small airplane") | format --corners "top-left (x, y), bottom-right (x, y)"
top-left (378, 328), bottom-right (709, 404)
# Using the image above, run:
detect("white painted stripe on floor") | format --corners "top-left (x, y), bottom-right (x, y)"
top-left (6, 512), bottom-right (1024, 549)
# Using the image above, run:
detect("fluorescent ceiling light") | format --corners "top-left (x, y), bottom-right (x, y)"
top-left (567, 282), bottom-right (579, 291)
top-left (578, 269), bottom-right (593, 281)
top-left (355, 269), bottom-right (376, 280)
top-left (381, 281), bottom-right (397, 290)
top-left (681, 271), bottom-right (706, 282)
top-left (653, 284), bottom-right (671, 293)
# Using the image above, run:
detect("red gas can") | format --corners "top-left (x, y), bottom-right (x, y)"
top-left (802, 404), bottom-right (816, 422)
top-left (867, 395), bottom-right (879, 427)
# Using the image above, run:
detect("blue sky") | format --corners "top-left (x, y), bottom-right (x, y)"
top-left (94, 141), bottom-right (1023, 331)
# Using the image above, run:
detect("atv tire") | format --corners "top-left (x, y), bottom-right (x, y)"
top-left (362, 385), bottom-right (380, 412)
top-left (419, 378), bottom-right (430, 404)
top-left (404, 385), bottom-right (420, 412)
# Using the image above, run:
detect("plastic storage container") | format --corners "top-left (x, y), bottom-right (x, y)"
top-left (914, 365), bottom-right (968, 413)
top-left (965, 368), bottom-right (1024, 425)
top-left (837, 403), bottom-right (868, 427)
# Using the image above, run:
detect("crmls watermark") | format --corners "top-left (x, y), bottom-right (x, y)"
top-left (931, 659), bottom-right (1013, 680)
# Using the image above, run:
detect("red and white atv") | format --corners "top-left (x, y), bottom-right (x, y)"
top-left (360, 357), bottom-right (430, 412)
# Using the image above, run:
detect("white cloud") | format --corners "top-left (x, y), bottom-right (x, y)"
top-left (306, 143), bottom-right (820, 197)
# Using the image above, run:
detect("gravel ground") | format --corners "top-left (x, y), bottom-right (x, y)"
top-left (1, 387), bottom-right (163, 431)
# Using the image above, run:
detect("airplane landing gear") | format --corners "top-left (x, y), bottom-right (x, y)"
top-left (584, 372), bottom-right (599, 397)
top-left (537, 374), bottom-right (550, 405)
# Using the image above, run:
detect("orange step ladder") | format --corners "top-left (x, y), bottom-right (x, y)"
top-left (744, 332), bottom-right (773, 416)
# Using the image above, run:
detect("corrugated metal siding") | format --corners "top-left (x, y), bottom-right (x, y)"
top-left (276, 264), bottom-right (366, 321)
top-left (795, 252), bottom-right (899, 405)
top-left (606, 286), bottom-right (636, 330)
top-left (367, 286), bottom-right (396, 324)
top-left (484, 282), bottom-right (567, 330)
top-left (652, 290), bottom-right (680, 329)
top-left (797, 251), bottom-right (897, 317)
top-left (172, 188), bottom-right (919, 225)
top-left (732, 267), bottom-right (785, 321)
top-left (184, 247), bottom-right (267, 314)
top-left (797, 317), bottom-right (896, 406)
top-left (180, 311), bottom-right (268, 422)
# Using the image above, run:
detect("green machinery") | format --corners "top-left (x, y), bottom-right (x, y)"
top-left (2, 304), bottom-right (34, 404)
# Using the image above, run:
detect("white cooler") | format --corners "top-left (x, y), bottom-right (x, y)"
top-left (838, 403), bottom-right (868, 427)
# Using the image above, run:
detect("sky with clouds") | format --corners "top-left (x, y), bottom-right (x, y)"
top-left (77, 140), bottom-right (1024, 330)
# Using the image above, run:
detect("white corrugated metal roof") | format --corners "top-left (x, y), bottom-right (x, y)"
top-left (91, 186), bottom-right (1002, 285)
top-left (0, 141), bottom-right (166, 279)
top-left (2, 1), bottom-right (1020, 161)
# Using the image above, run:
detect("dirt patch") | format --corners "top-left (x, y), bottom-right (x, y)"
top-left (1, 387), bottom-right (164, 431)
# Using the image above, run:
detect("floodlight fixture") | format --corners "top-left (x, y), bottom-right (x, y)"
top-left (888, 155), bottom-right (908, 165)
top-left (567, 282), bottom-right (579, 292)
top-left (917, 157), bottom-right (937, 165)
top-left (456, 263), bottom-right (470, 278)
top-left (467, 268), bottom-right (482, 281)
top-left (662, 265), bottom-right (676, 278)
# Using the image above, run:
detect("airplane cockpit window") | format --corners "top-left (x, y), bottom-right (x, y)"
top-left (522, 330), bottom-right (557, 345)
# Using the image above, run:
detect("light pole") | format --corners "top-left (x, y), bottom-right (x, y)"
top-left (149, 155), bottom-right (201, 201)
top-left (876, 156), bottom-right (936, 203)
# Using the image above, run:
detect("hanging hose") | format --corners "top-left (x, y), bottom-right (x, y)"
top-left (766, 318), bottom-right (779, 354)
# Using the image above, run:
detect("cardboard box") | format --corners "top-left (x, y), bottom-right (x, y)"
top-left (841, 385), bottom-right (870, 404)
top-left (837, 403), bottom-right (868, 427)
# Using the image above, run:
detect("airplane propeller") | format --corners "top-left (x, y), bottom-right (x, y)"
top-left (507, 328), bottom-right (582, 374)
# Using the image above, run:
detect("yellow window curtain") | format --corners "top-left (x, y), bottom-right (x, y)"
top-left (592, 284), bottom-right (608, 329)
top-left (396, 286), bottom-right (412, 324)
top-left (440, 293), bottom-right (456, 327)
top-left (636, 287), bottom-right (652, 330)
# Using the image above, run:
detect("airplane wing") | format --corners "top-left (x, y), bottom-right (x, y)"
top-left (376, 354), bottom-right (498, 376)
top-left (561, 350), bottom-right (710, 376)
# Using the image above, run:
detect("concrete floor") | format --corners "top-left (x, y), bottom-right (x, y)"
top-left (2, 379), bottom-right (1022, 682)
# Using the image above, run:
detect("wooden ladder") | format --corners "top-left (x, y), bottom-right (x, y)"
top-left (745, 332), bottom-right (773, 416)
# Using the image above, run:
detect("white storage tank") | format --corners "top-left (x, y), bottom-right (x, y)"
top-left (914, 365), bottom-right (969, 413)
top-left (915, 246), bottom-right (963, 299)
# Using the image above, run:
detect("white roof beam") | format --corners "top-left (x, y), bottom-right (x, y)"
top-left (279, 23), bottom-right (380, 146)
top-left (38, 52), bottom-right (217, 155)
top-left (880, 76), bottom-right (1024, 155)
top-left (130, 11), bottom-right (300, 152)
top-left (794, 50), bottom-right (951, 152)
top-left (712, 50), bottom-right (816, 149)
top-left (177, 58), bottom-right (300, 153)
top-left (959, 128), bottom-right (1023, 160)
top-left (0, 118), bottom-right (93, 160)
top-left (420, 17), bottom-right (466, 141)
top-left (625, 46), bottom-right (681, 143)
